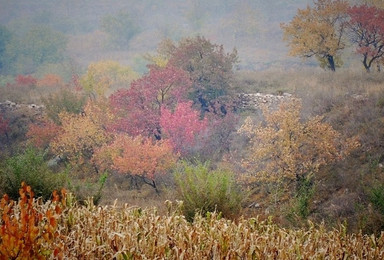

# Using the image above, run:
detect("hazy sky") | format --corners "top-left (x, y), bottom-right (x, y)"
top-left (0, 0), bottom-right (313, 71)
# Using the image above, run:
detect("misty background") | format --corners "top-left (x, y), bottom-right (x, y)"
top-left (0, 0), bottom-right (317, 78)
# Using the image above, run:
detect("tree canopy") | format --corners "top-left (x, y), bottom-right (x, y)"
top-left (282, 0), bottom-right (349, 71)
top-left (158, 36), bottom-right (238, 112)
top-left (347, 4), bottom-right (384, 71)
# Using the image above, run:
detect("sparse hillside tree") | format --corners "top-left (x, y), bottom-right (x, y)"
top-left (281, 0), bottom-right (349, 71)
top-left (347, 5), bottom-right (384, 71)
top-left (0, 114), bottom-right (9, 140)
top-left (26, 119), bottom-right (61, 150)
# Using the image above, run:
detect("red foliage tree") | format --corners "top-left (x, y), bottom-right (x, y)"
top-left (26, 119), bottom-right (61, 149)
top-left (160, 101), bottom-right (208, 156)
top-left (15, 74), bottom-right (37, 87)
top-left (347, 5), bottom-right (384, 71)
top-left (110, 65), bottom-right (191, 138)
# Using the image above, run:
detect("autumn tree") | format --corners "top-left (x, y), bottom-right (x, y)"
top-left (160, 101), bottom-right (208, 157)
top-left (144, 53), bottom-right (169, 68)
top-left (80, 60), bottom-right (138, 98)
top-left (93, 134), bottom-right (177, 192)
top-left (109, 65), bottom-right (192, 138)
top-left (158, 36), bottom-right (238, 113)
top-left (347, 5), bottom-right (384, 71)
top-left (50, 100), bottom-right (112, 168)
top-left (239, 100), bottom-right (359, 193)
top-left (281, 0), bottom-right (349, 71)
top-left (26, 119), bottom-right (61, 150)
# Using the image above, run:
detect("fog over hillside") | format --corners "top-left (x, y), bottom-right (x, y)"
top-left (0, 0), bottom-right (313, 73)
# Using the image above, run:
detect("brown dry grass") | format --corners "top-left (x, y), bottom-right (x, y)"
top-left (30, 198), bottom-right (384, 259)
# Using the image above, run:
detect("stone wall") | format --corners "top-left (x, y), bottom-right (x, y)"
top-left (236, 93), bottom-right (296, 110)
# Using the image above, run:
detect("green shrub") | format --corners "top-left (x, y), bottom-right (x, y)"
top-left (369, 184), bottom-right (384, 215)
top-left (174, 161), bottom-right (244, 221)
top-left (0, 147), bottom-right (67, 201)
top-left (295, 175), bottom-right (315, 219)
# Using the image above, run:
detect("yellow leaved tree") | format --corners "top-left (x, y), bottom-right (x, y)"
top-left (239, 100), bottom-right (359, 197)
top-left (281, 0), bottom-right (349, 71)
top-left (50, 99), bottom-right (114, 169)
top-left (80, 60), bottom-right (138, 98)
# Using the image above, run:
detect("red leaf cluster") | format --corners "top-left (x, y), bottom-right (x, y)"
top-left (110, 65), bottom-right (191, 137)
top-left (15, 74), bottom-right (38, 87)
top-left (26, 119), bottom-right (62, 149)
top-left (160, 101), bottom-right (207, 155)
top-left (348, 5), bottom-right (384, 70)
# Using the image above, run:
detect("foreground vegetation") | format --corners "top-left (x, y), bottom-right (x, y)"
top-left (1, 184), bottom-right (384, 259)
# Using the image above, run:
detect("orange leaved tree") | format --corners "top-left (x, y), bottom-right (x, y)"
top-left (94, 134), bottom-right (177, 192)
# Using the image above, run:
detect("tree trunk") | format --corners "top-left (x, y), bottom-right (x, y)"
top-left (363, 54), bottom-right (371, 72)
top-left (327, 55), bottom-right (336, 72)
top-left (141, 176), bottom-right (160, 194)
